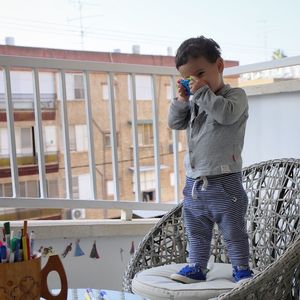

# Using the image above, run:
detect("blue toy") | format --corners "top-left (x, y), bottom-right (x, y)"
top-left (179, 78), bottom-right (193, 96)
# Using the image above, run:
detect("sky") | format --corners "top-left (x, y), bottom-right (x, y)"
top-left (0, 0), bottom-right (300, 65)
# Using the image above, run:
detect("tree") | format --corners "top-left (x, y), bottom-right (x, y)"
top-left (272, 49), bottom-right (287, 60)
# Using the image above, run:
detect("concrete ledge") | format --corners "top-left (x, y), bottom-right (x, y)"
top-left (244, 79), bottom-right (300, 96)
top-left (6, 219), bottom-right (159, 239)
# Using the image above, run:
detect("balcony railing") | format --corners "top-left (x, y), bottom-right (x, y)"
top-left (0, 54), bottom-right (300, 219)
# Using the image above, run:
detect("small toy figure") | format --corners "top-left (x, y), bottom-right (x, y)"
top-left (61, 242), bottom-right (72, 258)
top-left (179, 77), bottom-right (193, 96)
top-left (42, 246), bottom-right (55, 257)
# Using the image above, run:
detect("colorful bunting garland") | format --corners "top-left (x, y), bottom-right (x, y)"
top-left (74, 239), bottom-right (85, 257)
top-left (90, 241), bottom-right (100, 259)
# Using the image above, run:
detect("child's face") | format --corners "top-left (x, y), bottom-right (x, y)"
top-left (178, 56), bottom-right (224, 93)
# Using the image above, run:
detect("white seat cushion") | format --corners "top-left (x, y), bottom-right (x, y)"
top-left (132, 263), bottom-right (239, 300)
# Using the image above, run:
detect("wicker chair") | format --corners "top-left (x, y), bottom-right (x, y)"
top-left (123, 158), bottom-right (300, 299)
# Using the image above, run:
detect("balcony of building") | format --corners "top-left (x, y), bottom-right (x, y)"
top-left (0, 53), bottom-right (300, 292)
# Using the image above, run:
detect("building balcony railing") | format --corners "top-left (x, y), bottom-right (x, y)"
top-left (0, 152), bottom-right (58, 167)
top-left (0, 152), bottom-right (59, 178)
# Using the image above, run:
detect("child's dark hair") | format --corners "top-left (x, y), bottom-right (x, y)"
top-left (175, 36), bottom-right (221, 69)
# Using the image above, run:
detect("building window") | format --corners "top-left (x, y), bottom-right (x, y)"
top-left (0, 183), bottom-right (13, 197)
top-left (170, 172), bottom-right (175, 187)
top-left (72, 177), bottom-right (79, 199)
top-left (128, 75), bottom-right (152, 100)
top-left (20, 181), bottom-right (39, 197)
top-left (62, 177), bottom-right (79, 199)
top-left (68, 124), bottom-right (88, 152)
top-left (142, 191), bottom-right (155, 202)
top-left (74, 74), bottom-right (85, 99)
top-left (141, 170), bottom-right (155, 191)
top-left (15, 127), bottom-right (33, 155)
top-left (132, 169), bottom-right (156, 198)
top-left (138, 123), bottom-right (153, 146)
top-left (1, 179), bottom-right (57, 198)
top-left (75, 125), bottom-right (88, 151)
top-left (166, 84), bottom-right (172, 100)
top-left (21, 128), bottom-right (31, 149)
top-left (26, 181), bottom-right (39, 197)
top-left (168, 141), bottom-right (183, 154)
top-left (104, 132), bottom-right (119, 148)
top-left (0, 127), bottom-right (9, 155)
top-left (63, 73), bottom-right (85, 100)
top-left (47, 179), bottom-right (59, 198)
top-left (106, 180), bottom-right (114, 196)
top-left (101, 83), bottom-right (117, 100)
top-left (69, 126), bottom-right (76, 151)
top-left (43, 126), bottom-right (57, 152)
top-left (9, 71), bottom-right (33, 96)
top-left (102, 83), bottom-right (109, 100)
top-left (4, 183), bottom-right (13, 197)
top-left (104, 134), bottom-right (110, 147)
top-left (71, 174), bottom-right (91, 200)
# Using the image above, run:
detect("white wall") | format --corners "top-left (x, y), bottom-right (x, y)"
top-left (15, 220), bottom-right (158, 292)
top-left (38, 235), bottom-right (143, 290)
top-left (243, 91), bottom-right (300, 166)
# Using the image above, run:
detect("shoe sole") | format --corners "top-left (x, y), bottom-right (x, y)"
top-left (170, 273), bottom-right (206, 284)
top-left (235, 276), bottom-right (253, 284)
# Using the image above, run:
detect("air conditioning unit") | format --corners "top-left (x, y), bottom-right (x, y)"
top-left (71, 208), bottom-right (86, 220)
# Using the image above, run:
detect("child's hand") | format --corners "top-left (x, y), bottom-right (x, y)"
top-left (189, 77), bottom-right (206, 94)
top-left (176, 80), bottom-right (189, 102)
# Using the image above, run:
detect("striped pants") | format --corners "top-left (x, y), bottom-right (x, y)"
top-left (183, 172), bottom-right (249, 268)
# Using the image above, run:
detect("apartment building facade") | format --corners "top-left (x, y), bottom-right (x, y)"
top-left (0, 45), bottom-right (239, 220)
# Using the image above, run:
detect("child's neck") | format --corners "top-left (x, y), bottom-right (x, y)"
top-left (215, 81), bottom-right (225, 93)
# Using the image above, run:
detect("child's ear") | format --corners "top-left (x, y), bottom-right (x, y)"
top-left (217, 58), bottom-right (224, 73)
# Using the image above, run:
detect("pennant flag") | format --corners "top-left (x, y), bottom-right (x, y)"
top-left (74, 239), bottom-right (85, 257)
top-left (90, 241), bottom-right (100, 259)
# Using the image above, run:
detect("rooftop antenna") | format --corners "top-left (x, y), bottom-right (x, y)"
top-left (68, 0), bottom-right (103, 50)
top-left (78, 0), bottom-right (84, 49)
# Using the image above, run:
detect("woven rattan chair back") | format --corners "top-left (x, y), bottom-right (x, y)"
top-left (123, 158), bottom-right (300, 292)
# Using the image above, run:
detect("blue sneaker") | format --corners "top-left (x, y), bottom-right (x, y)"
top-left (232, 266), bottom-right (254, 283)
top-left (170, 264), bottom-right (207, 284)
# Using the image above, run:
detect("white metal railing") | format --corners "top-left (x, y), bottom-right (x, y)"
top-left (0, 55), bottom-right (180, 215)
top-left (0, 54), bottom-right (300, 216)
top-left (223, 55), bottom-right (300, 76)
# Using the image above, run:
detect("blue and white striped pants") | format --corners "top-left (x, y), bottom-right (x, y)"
top-left (183, 172), bottom-right (249, 268)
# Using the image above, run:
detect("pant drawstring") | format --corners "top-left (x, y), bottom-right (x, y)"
top-left (191, 176), bottom-right (208, 199)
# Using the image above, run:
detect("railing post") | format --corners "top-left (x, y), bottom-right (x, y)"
top-left (121, 209), bottom-right (133, 221)
top-left (32, 68), bottom-right (47, 198)
top-left (3, 67), bottom-right (19, 197)
top-left (83, 71), bottom-right (97, 200)
top-left (171, 76), bottom-right (180, 203)
top-left (151, 75), bottom-right (161, 203)
top-left (108, 72), bottom-right (120, 201)
top-left (59, 70), bottom-right (73, 199)
top-left (129, 73), bottom-right (142, 202)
